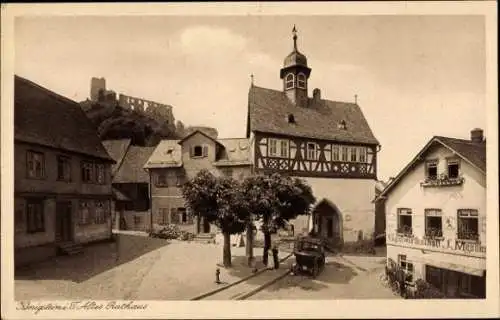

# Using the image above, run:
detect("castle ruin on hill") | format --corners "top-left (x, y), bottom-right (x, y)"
top-left (90, 77), bottom-right (175, 126)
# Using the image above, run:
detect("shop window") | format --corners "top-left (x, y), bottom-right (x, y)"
top-left (426, 265), bottom-right (444, 293)
top-left (27, 199), bottom-right (45, 233)
top-left (397, 208), bottom-right (412, 235)
top-left (457, 209), bottom-right (479, 241)
top-left (425, 209), bottom-right (443, 238)
top-left (398, 254), bottom-right (414, 283)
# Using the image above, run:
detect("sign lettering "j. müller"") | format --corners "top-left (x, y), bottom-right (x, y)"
top-left (387, 233), bottom-right (486, 254)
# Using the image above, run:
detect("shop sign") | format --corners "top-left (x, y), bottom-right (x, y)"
top-left (387, 233), bottom-right (486, 255)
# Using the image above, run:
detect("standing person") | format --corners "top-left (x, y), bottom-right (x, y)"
top-left (272, 245), bottom-right (279, 269)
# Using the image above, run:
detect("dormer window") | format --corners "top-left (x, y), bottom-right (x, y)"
top-left (194, 146), bottom-right (203, 157)
top-left (426, 160), bottom-right (438, 180)
top-left (447, 158), bottom-right (460, 179)
top-left (191, 145), bottom-right (208, 158)
top-left (297, 73), bottom-right (306, 89)
top-left (285, 73), bottom-right (295, 89)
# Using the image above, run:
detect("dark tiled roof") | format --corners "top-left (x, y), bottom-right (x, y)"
top-left (14, 76), bottom-right (114, 162)
top-left (113, 146), bottom-right (156, 183)
top-left (435, 136), bottom-right (486, 172)
top-left (102, 139), bottom-right (132, 176)
top-left (247, 86), bottom-right (379, 145)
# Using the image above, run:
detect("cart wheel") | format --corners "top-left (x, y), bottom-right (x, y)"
top-left (312, 261), bottom-right (319, 278)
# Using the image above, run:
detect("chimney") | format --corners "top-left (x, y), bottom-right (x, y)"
top-left (313, 88), bottom-right (321, 101)
top-left (471, 128), bottom-right (484, 143)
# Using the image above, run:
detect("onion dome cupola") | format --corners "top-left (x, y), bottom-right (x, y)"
top-left (280, 25), bottom-right (311, 108)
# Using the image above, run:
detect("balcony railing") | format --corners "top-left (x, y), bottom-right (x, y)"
top-left (420, 174), bottom-right (465, 187)
top-left (396, 226), bottom-right (413, 237)
top-left (457, 231), bottom-right (479, 241)
top-left (425, 228), bottom-right (443, 239)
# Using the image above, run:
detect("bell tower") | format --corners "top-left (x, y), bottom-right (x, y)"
top-left (280, 25), bottom-right (311, 108)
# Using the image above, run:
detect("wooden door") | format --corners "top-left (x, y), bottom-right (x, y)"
top-left (203, 218), bottom-right (211, 233)
top-left (56, 201), bottom-right (73, 242)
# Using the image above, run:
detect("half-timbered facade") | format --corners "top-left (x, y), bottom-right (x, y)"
top-left (247, 27), bottom-right (381, 246)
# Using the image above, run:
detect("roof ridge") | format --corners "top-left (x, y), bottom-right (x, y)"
top-left (15, 75), bottom-right (80, 107)
top-left (252, 85), bottom-right (359, 107)
top-left (435, 136), bottom-right (485, 145)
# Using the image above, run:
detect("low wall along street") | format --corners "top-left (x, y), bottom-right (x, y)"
top-left (387, 233), bottom-right (486, 257)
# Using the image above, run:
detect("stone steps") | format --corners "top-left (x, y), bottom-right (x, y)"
top-left (57, 242), bottom-right (84, 256)
top-left (193, 234), bottom-right (216, 244)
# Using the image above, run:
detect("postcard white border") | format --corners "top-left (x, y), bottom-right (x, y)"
top-left (1, 2), bottom-right (498, 319)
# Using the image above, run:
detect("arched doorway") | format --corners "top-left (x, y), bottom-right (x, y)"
top-left (312, 199), bottom-right (343, 247)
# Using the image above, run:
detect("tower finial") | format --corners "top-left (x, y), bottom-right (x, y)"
top-left (354, 94), bottom-right (358, 104)
top-left (250, 74), bottom-right (254, 86)
top-left (292, 25), bottom-right (298, 51)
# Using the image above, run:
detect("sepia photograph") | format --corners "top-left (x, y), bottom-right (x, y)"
top-left (1, 2), bottom-right (498, 319)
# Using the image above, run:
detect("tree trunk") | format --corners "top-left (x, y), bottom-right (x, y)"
top-left (246, 222), bottom-right (254, 267)
top-left (223, 232), bottom-right (232, 268)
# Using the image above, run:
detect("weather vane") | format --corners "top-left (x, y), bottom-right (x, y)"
top-left (354, 94), bottom-right (358, 104)
top-left (292, 25), bottom-right (298, 50)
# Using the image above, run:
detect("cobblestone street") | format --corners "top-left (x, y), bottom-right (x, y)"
top-left (16, 234), bottom-right (397, 300)
top-left (15, 233), bottom-right (289, 300)
top-left (249, 252), bottom-right (399, 300)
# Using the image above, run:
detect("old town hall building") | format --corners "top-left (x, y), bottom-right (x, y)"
top-left (246, 27), bottom-right (381, 247)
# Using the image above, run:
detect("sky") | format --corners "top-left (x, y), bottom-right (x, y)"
top-left (14, 15), bottom-right (486, 181)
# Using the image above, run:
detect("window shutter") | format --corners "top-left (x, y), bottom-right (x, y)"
top-left (202, 145), bottom-right (208, 157)
top-left (190, 146), bottom-right (194, 157)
